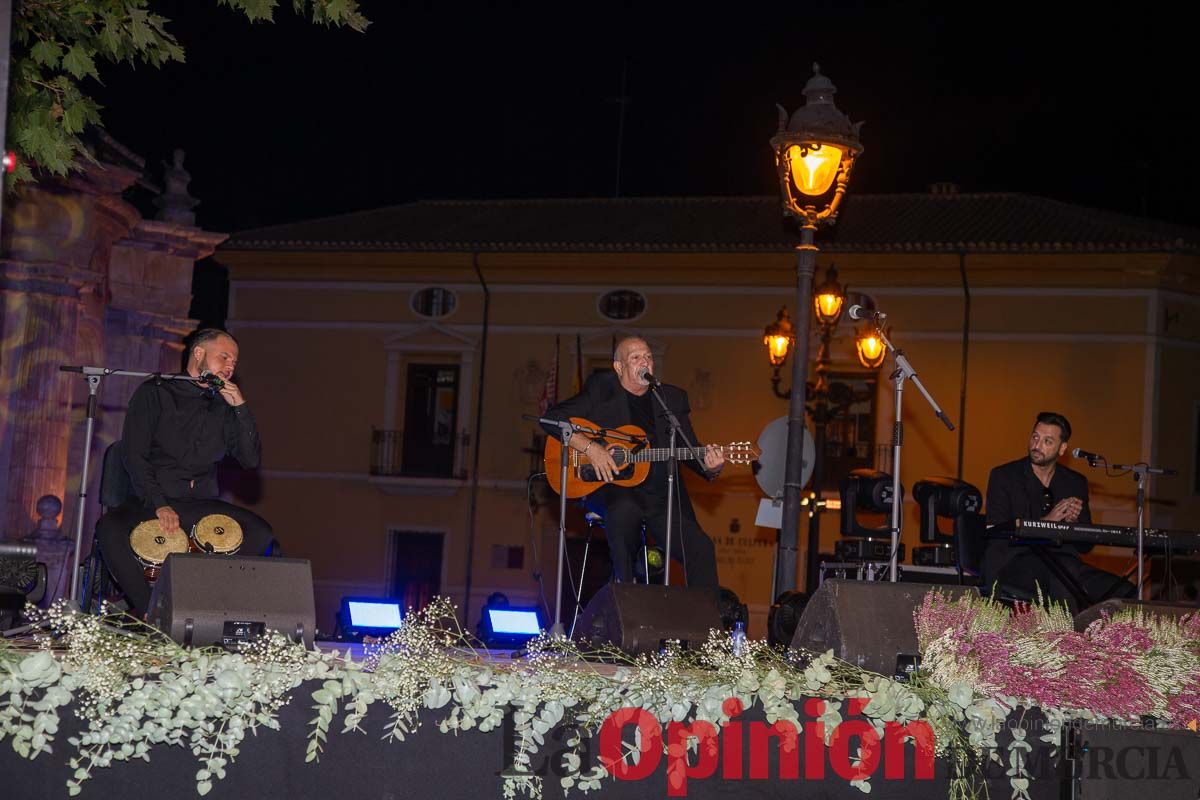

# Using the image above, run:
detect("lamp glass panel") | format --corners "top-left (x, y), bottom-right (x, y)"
top-left (788, 143), bottom-right (845, 196)
top-left (814, 292), bottom-right (844, 324)
top-left (856, 333), bottom-right (886, 368)
top-left (764, 334), bottom-right (791, 365)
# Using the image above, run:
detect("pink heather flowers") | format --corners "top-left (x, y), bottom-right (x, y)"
top-left (915, 591), bottom-right (1200, 726)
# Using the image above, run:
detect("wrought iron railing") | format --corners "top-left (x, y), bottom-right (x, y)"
top-left (370, 428), bottom-right (403, 476)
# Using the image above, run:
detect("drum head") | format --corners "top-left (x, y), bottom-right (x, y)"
top-left (129, 519), bottom-right (189, 565)
top-left (192, 514), bottom-right (243, 554)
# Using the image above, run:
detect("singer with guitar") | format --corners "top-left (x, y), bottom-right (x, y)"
top-left (95, 329), bottom-right (278, 618)
top-left (541, 336), bottom-right (728, 589)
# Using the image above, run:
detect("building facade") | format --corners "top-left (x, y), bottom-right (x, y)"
top-left (216, 192), bottom-right (1200, 636)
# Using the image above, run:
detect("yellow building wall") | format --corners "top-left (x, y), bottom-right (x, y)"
top-left (220, 248), bottom-right (1200, 638)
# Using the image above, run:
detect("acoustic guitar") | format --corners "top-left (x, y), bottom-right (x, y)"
top-left (543, 416), bottom-right (760, 498)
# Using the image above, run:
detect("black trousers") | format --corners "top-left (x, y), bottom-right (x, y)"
top-left (583, 486), bottom-right (718, 589)
top-left (95, 499), bottom-right (276, 617)
top-left (986, 545), bottom-right (1135, 613)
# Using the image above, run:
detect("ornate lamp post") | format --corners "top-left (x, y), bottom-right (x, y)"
top-left (765, 264), bottom-right (885, 591)
top-left (769, 64), bottom-right (863, 597)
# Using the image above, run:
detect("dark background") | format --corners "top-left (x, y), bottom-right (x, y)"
top-left (93, 2), bottom-right (1198, 235)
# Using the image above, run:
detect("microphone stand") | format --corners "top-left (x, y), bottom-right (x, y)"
top-left (58, 365), bottom-right (204, 605)
top-left (868, 325), bottom-right (955, 582)
top-left (647, 380), bottom-right (697, 587)
top-left (1110, 459), bottom-right (1176, 599)
top-left (524, 414), bottom-right (640, 636)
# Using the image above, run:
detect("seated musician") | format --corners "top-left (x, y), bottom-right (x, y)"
top-left (983, 411), bottom-right (1133, 610)
top-left (541, 336), bottom-right (724, 589)
top-left (96, 329), bottom-right (277, 618)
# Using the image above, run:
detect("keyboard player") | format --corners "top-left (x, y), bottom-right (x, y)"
top-left (983, 411), bottom-right (1134, 611)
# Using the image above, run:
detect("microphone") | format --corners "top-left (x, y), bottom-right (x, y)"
top-left (847, 304), bottom-right (887, 323)
top-left (1072, 447), bottom-right (1103, 462)
top-left (198, 370), bottom-right (226, 390)
top-left (638, 369), bottom-right (661, 387)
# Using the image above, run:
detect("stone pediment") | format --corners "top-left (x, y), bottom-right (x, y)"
top-left (383, 323), bottom-right (477, 351)
top-left (572, 329), bottom-right (667, 359)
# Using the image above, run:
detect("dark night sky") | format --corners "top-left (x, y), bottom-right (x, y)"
top-left (92, 2), bottom-right (1199, 235)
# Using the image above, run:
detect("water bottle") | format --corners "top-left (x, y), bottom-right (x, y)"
top-left (730, 620), bottom-right (747, 656)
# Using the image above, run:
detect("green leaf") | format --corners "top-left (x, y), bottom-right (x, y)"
top-left (61, 46), bottom-right (99, 80)
top-left (30, 40), bottom-right (63, 68)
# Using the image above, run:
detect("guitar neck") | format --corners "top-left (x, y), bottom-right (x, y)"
top-left (629, 446), bottom-right (709, 463)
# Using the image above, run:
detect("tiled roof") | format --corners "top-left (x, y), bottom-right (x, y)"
top-left (221, 193), bottom-right (1200, 254)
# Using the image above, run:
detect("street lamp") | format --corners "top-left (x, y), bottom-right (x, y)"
top-left (855, 326), bottom-right (888, 369)
top-left (763, 307), bottom-right (795, 368)
top-left (769, 63), bottom-right (863, 597)
top-left (763, 264), bottom-right (880, 592)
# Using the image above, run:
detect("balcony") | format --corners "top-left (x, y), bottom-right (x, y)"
top-left (369, 428), bottom-right (466, 496)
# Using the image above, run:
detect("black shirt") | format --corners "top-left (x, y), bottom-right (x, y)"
top-left (985, 457), bottom-right (1092, 553)
top-left (122, 378), bottom-right (261, 509)
top-left (625, 388), bottom-right (666, 497)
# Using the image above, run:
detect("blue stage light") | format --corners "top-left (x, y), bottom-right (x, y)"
top-left (338, 596), bottom-right (404, 639)
top-left (486, 607), bottom-right (541, 636)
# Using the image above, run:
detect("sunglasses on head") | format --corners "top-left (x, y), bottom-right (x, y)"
top-left (1040, 486), bottom-right (1054, 516)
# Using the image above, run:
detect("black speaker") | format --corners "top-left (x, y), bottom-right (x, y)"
top-left (1068, 723), bottom-right (1200, 798)
top-left (791, 579), bottom-right (978, 678)
top-left (148, 553), bottom-right (316, 648)
top-left (1073, 598), bottom-right (1199, 632)
top-left (571, 583), bottom-right (721, 656)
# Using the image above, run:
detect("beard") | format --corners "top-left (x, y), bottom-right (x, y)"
top-left (1029, 450), bottom-right (1056, 466)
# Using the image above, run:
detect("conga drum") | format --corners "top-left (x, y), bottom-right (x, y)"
top-left (129, 519), bottom-right (190, 582)
top-left (190, 514), bottom-right (243, 555)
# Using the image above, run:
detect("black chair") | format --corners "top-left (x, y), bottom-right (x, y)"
top-left (79, 440), bottom-right (135, 613)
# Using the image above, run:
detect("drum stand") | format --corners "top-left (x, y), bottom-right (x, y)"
top-left (58, 365), bottom-right (202, 605)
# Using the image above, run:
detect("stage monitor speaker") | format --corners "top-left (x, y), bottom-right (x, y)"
top-left (148, 553), bottom-right (316, 649)
top-left (1069, 723), bottom-right (1200, 798)
top-left (572, 583), bottom-right (721, 656)
top-left (1073, 598), bottom-right (1198, 632)
top-left (791, 579), bottom-right (978, 679)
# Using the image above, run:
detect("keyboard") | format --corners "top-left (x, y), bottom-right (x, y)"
top-left (990, 518), bottom-right (1200, 553)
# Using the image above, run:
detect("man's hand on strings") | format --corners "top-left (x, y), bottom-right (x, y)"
top-left (582, 439), bottom-right (619, 482)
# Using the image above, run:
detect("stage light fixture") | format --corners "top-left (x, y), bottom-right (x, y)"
top-left (835, 469), bottom-right (905, 562)
top-left (912, 477), bottom-right (983, 567)
top-left (338, 596), bottom-right (404, 640)
top-left (481, 605), bottom-right (544, 649)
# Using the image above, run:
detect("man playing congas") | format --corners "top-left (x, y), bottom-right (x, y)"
top-left (95, 329), bottom-right (278, 618)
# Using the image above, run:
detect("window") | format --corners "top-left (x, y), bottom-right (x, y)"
top-left (820, 373), bottom-right (879, 492)
top-left (411, 287), bottom-right (457, 318)
top-left (401, 364), bottom-right (460, 477)
top-left (597, 289), bottom-right (646, 321)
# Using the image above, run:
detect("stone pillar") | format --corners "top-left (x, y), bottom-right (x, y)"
top-left (0, 165), bottom-right (139, 543)
top-left (21, 494), bottom-right (71, 606)
top-left (0, 155), bottom-right (227, 569)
